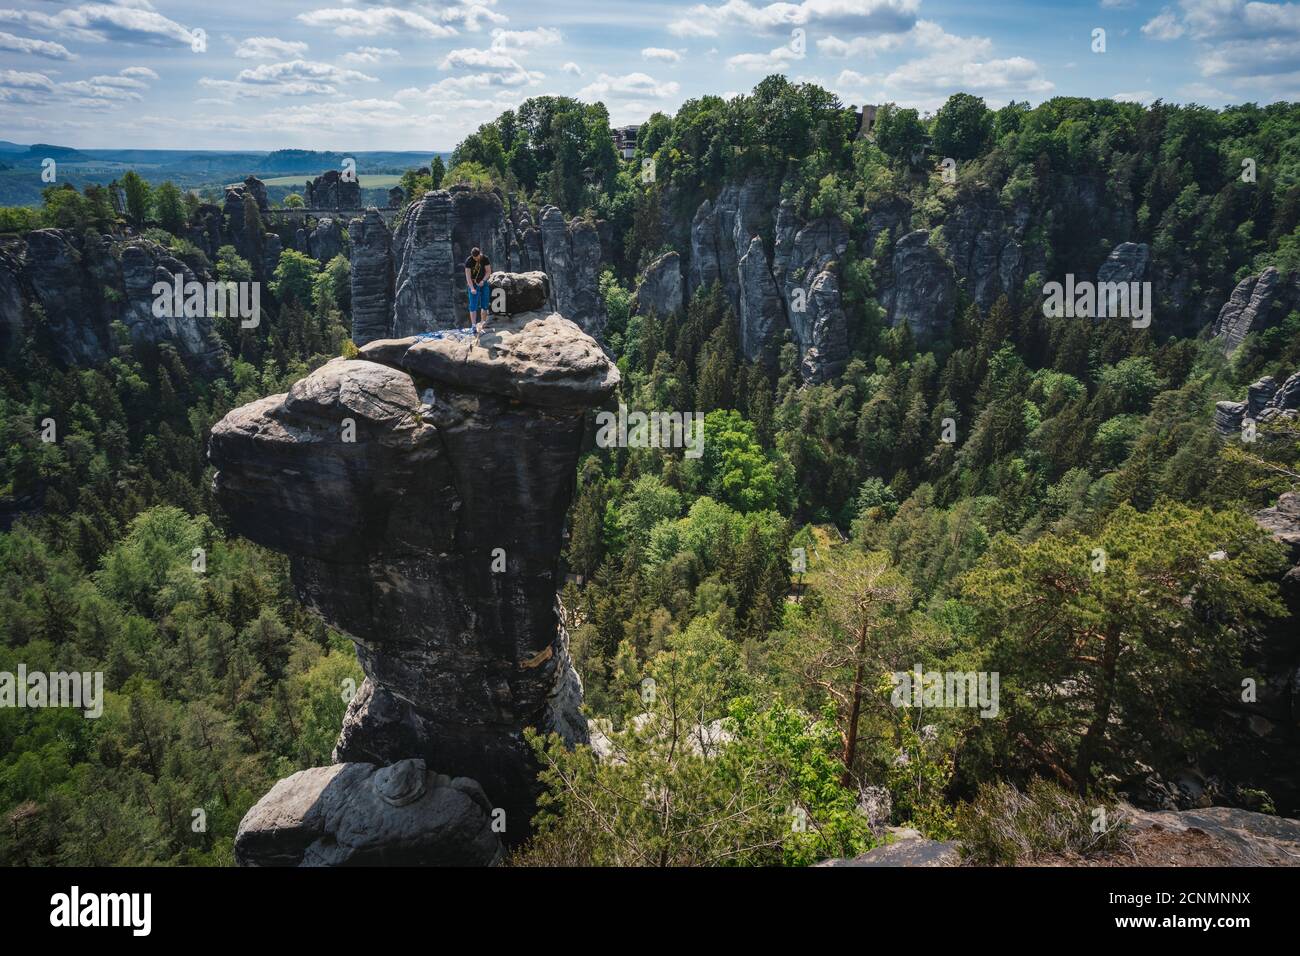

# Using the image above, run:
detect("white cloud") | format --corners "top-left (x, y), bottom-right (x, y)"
top-left (727, 45), bottom-right (804, 70)
top-left (235, 36), bottom-right (309, 60)
top-left (1141, 9), bottom-right (1185, 41)
top-left (819, 20), bottom-right (1052, 109)
top-left (341, 46), bottom-right (399, 65)
top-left (817, 32), bottom-right (907, 57)
top-left (1111, 89), bottom-right (1155, 103)
top-left (198, 59), bottom-right (378, 100)
top-left (489, 27), bottom-right (561, 54)
top-left (642, 47), bottom-right (682, 62)
top-left (668, 0), bottom-right (919, 38)
top-left (579, 72), bottom-right (680, 100)
top-left (1140, 1), bottom-right (1300, 82)
top-left (296, 7), bottom-right (456, 39)
top-left (0, 30), bottom-right (75, 60)
top-left (562, 61), bottom-right (583, 75)
top-left (0, 65), bottom-right (160, 110)
top-left (0, 1), bottom-right (197, 47)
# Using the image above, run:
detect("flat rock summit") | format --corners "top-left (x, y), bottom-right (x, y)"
top-left (208, 272), bottom-right (618, 865)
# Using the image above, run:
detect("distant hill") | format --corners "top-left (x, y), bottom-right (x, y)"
top-left (0, 141), bottom-right (27, 153)
top-left (26, 144), bottom-right (92, 162)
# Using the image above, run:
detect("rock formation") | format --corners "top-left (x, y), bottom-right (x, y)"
top-left (222, 175), bottom-right (278, 278)
top-left (235, 758), bottom-right (504, 866)
top-left (880, 230), bottom-right (956, 342)
top-left (347, 187), bottom-right (607, 344)
top-left (209, 274), bottom-right (619, 859)
top-left (539, 205), bottom-right (606, 337)
top-left (305, 169), bottom-right (361, 210)
top-left (1212, 267), bottom-right (1300, 353)
top-left (1097, 241), bottom-right (1150, 285)
top-left (1213, 369), bottom-right (1300, 436)
top-left (0, 229), bottom-right (226, 372)
top-left (631, 251), bottom-right (683, 320)
top-left (348, 209), bottom-right (394, 345)
top-left (816, 805), bottom-right (1300, 866)
top-left (306, 217), bottom-right (345, 263)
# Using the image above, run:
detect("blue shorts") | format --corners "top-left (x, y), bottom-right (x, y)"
top-left (468, 284), bottom-right (488, 312)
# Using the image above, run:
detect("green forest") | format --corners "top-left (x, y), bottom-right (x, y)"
top-left (3, 80), bottom-right (1299, 866)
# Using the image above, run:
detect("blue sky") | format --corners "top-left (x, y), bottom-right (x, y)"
top-left (0, 0), bottom-right (1296, 150)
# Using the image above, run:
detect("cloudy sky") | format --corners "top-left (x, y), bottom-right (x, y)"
top-left (0, 0), bottom-right (1296, 150)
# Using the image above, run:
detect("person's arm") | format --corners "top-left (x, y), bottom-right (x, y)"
top-left (464, 266), bottom-right (474, 290)
top-left (483, 262), bottom-right (493, 285)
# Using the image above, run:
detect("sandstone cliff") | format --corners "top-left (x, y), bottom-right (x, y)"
top-left (0, 229), bottom-right (226, 372)
top-left (348, 187), bottom-right (608, 345)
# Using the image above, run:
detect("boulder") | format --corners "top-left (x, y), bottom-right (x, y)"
top-left (485, 270), bottom-right (550, 315)
top-left (234, 759), bottom-right (503, 866)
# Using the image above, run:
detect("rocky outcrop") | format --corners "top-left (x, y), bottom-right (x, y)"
top-left (774, 207), bottom-right (850, 382)
top-left (1214, 368), bottom-right (1300, 435)
top-left (392, 191), bottom-right (455, 337)
top-left (0, 229), bottom-right (225, 371)
top-left (737, 236), bottom-right (785, 365)
top-left (632, 251), bottom-right (683, 319)
top-left (1098, 241), bottom-right (1150, 285)
top-left (348, 209), bottom-right (394, 345)
top-left (816, 828), bottom-right (959, 867)
top-left (209, 278), bottom-right (619, 856)
top-left (817, 806), bottom-right (1300, 866)
top-left (881, 230), bottom-right (956, 342)
top-left (234, 758), bottom-right (503, 866)
top-left (684, 182), bottom-right (855, 376)
top-left (306, 217), bottom-right (345, 263)
top-left (539, 205), bottom-right (606, 336)
top-left (940, 188), bottom-right (1029, 311)
top-left (346, 188), bottom-right (591, 341)
top-left (305, 169), bottom-right (361, 210)
top-left (1213, 267), bottom-right (1300, 353)
top-left (222, 176), bottom-right (275, 278)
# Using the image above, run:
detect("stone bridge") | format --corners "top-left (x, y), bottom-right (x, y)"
top-left (270, 206), bottom-right (403, 227)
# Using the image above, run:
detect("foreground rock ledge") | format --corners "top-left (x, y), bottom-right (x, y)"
top-left (210, 292), bottom-right (618, 858)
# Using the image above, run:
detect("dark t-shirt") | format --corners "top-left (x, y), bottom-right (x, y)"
top-left (465, 254), bottom-right (490, 285)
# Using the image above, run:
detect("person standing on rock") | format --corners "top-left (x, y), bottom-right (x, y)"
top-left (465, 246), bottom-right (493, 333)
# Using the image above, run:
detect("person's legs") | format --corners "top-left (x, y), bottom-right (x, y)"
top-left (467, 284), bottom-right (481, 330)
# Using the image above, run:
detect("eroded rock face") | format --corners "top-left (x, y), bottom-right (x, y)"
top-left (305, 169), bottom-right (361, 210)
top-left (234, 758), bottom-right (503, 866)
top-left (393, 190), bottom-right (455, 337)
top-left (348, 209), bottom-right (394, 345)
top-left (774, 208), bottom-right (850, 382)
top-left (540, 205), bottom-right (606, 337)
top-left (348, 188), bottom-right (600, 341)
top-left (1213, 268), bottom-right (1300, 353)
top-left (209, 280), bottom-right (618, 849)
top-left (0, 230), bottom-right (226, 372)
top-left (307, 217), bottom-right (345, 263)
top-left (882, 230), bottom-right (956, 343)
top-left (632, 251), bottom-right (683, 319)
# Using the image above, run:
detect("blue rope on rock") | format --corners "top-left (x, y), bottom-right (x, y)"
top-left (413, 327), bottom-right (477, 342)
